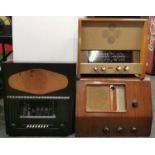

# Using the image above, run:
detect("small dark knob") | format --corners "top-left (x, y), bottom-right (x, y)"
top-left (130, 127), bottom-right (137, 133)
top-left (11, 123), bottom-right (16, 128)
top-left (117, 127), bottom-right (124, 133)
top-left (132, 100), bottom-right (139, 108)
top-left (103, 127), bottom-right (110, 134)
top-left (60, 123), bottom-right (65, 127)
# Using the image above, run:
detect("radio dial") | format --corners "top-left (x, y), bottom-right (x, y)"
top-left (124, 66), bottom-right (129, 71)
top-left (93, 66), bottom-right (98, 72)
top-left (116, 66), bottom-right (122, 71)
top-left (101, 67), bottom-right (106, 71)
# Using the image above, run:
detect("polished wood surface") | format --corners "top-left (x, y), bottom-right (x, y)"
top-left (140, 21), bottom-right (149, 79)
top-left (8, 69), bottom-right (68, 95)
top-left (76, 78), bottom-right (152, 137)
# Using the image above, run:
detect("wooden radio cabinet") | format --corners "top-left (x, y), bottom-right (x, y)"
top-left (77, 18), bottom-right (148, 79)
top-left (76, 78), bottom-right (152, 137)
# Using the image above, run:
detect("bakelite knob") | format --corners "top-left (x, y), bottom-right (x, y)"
top-left (132, 100), bottom-right (139, 108)
top-left (60, 123), bottom-right (65, 127)
top-left (93, 66), bottom-right (98, 72)
top-left (130, 127), bottom-right (137, 133)
top-left (11, 123), bottom-right (16, 128)
top-left (116, 66), bottom-right (122, 71)
top-left (124, 66), bottom-right (129, 71)
top-left (103, 127), bottom-right (110, 134)
top-left (101, 67), bottom-right (106, 71)
top-left (117, 127), bottom-right (124, 133)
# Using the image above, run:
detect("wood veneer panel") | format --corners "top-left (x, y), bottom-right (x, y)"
top-left (76, 78), bottom-right (152, 137)
top-left (8, 69), bottom-right (68, 95)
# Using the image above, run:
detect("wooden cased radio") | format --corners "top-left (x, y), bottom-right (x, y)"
top-left (2, 62), bottom-right (76, 136)
top-left (77, 18), bottom-right (148, 79)
top-left (76, 78), bottom-right (152, 137)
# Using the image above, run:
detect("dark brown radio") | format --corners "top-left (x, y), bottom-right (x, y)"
top-left (76, 78), bottom-right (152, 137)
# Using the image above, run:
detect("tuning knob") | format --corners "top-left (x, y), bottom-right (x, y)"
top-left (101, 67), bottom-right (106, 71)
top-left (130, 127), bottom-right (137, 133)
top-left (103, 127), bottom-right (110, 134)
top-left (132, 100), bottom-right (139, 108)
top-left (93, 66), bottom-right (98, 72)
top-left (117, 127), bottom-right (124, 133)
top-left (11, 123), bottom-right (16, 128)
top-left (124, 66), bottom-right (129, 71)
top-left (116, 66), bottom-right (122, 71)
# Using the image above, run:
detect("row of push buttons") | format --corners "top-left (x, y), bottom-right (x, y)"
top-left (26, 124), bottom-right (49, 129)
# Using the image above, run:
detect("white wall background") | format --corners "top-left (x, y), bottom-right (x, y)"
top-left (13, 16), bottom-right (82, 63)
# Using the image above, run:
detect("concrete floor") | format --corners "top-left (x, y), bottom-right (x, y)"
top-left (0, 75), bottom-right (155, 137)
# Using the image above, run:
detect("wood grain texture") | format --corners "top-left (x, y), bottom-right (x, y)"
top-left (8, 69), bottom-right (68, 95)
top-left (77, 19), bottom-right (82, 79)
top-left (140, 21), bottom-right (149, 79)
top-left (75, 78), bottom-right (152, 137)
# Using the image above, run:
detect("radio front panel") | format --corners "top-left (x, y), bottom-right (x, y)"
top-left (6, 96), bottom-right (70, 133)
top-left (80, 63), bottom-right (142, 74)
top-left (76, 78), bottom-right (152, 137)
top-left (2, 62), bottom-right (76, 136)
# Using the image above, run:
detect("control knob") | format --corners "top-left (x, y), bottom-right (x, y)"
top-left (124, 66), bottom-right (129, 71)
top-left (103, 127), bottom-right (110, 134)
top-left (116, 66), bottom-right (122, 71)
top-left (93, 66), bottom-right (98, 72)
top-left (117, 127), bottom-right (124, 133)
top-left (101, 67), bottom-right (106, 71)
top-left (130, 127), bottom-right (137, 133)
top-left (132, 100), bottom-right (139, 108)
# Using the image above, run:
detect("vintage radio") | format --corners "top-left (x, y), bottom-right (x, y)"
top-left (76, 78), bottom-right (152, 137)
top-left (2, 62), bottom-right (76, 136)
top-left (77, 18), bottom-right (148, 79)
